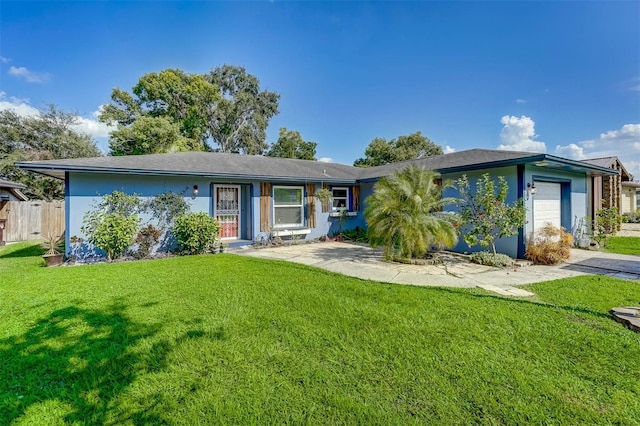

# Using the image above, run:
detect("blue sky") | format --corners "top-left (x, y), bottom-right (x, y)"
top-left (1, 1), bottom-right (639, 175)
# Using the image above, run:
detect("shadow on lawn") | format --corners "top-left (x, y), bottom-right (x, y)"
top-left (0, 302), bottom-right (172, 424)
top-left (0, 244), bottom-right (45, 259)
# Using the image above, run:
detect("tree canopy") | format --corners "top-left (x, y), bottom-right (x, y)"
top-left (0, 106), bottom-right (101, 200)
top-left (205, 65), bottom-right (280, 154)
top-left (354, 131), bottom-right (443, 167)
top-left (99, 65), bottom-right (280, 156)
top-left (265, 127), bottom-right (317, 160)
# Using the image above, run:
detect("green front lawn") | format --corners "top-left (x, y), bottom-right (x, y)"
top-left (1, 242), bottom-right (639, 424)
top-left (604, 236), bottom-right (640, 256)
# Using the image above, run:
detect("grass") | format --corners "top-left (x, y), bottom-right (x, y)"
top-left (1, 242), bottom-right (639, 425)
top-left (604, 236), bottom-right (640, 256)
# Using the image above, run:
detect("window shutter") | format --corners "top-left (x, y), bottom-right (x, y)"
top-left (352, 185), bottom-right (360, 212)
top-left (321, 184), bottom-right (331, 213)
top-left (306, 184), bottom-right (316, 228)
top-left (260, 182), bottom-right (271, 232)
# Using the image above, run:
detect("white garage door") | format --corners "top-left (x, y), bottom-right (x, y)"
top-left (533, 181), bottom-right (561, 232)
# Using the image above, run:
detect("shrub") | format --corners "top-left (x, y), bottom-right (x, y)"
top-left (173, 212), bottom-right (221, 255)
top-left (470, 251), bottom-right (515, 268)
top-left (525, 225), bottom-right (573, 265)
top-left (82, 212), bottom-right (140, 261)
top-left (339, 227), bottom-right (369, 243)
top-left (135, 224), bottom-right (162, 259)
top-left (365, 166), bottom-right (458, 260)
top-left (622, 212), bottom-right (640, 224)
top-left (594, 206), bottom-right (621, 235)
top-left (81, 190), bottom-right (142, 261)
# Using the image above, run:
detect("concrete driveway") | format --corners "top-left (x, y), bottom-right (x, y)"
top-left (232, 242), bottom-right (640, 297)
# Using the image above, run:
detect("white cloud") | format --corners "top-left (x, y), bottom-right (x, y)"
top-left (0, 91), bottom-right (39, 117)
top-left (516, 99), bottom-right (527, 103)
top-left (556, 123), bottom-right (640, 179)
top-left (444, 145), bottom-right (456, 154)
top-left (318, 157), bottom-right (334, 163)
top-left (497, 115), bottom-right (546, 153)
top-left (8, 65), bottom-right (51, 83)
top-left (0, 56), bottom-right (10, 64)
top-left (0, 92), bottom-right (114, 140)
top-left (71, 105), bottom-right (114, 138)
top-left (555, 143), bottom-right (586, 160)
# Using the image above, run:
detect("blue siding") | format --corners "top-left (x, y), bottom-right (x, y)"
top-left (67, 172), bottom-right (364, 258)
top-left (66, 161), bottom-right (589, 261)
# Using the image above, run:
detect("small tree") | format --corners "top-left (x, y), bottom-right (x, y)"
top-left (456, 174), bottom-right (526, 255)
top-left (365, 165), bottom-right (458, 260)
top-left (592, 206), bottom-right (622, 246)
top-left (173, 212), bottom-right (221, 255)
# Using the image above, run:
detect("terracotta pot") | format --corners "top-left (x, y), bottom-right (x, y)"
top-left (43, 253), bottom-right (63, 267)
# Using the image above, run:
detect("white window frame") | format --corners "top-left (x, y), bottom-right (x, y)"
top-left (272, 185), bottom-right (304, 228)
top-left (331, 187), bottom-right (350, 211)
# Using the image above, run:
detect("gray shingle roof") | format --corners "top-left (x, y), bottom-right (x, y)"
top-left (357, 149), bottom-right (542, 179)
top-left (582, 156), bottom-right (632, 180)
top-left (581, 157), bottom-right (616, 168)
top-left (18, 148), bottom-right (617, 182)
top-left (18, 151), bottom-right (360, 182)
top-left (0, 179), bottom-right (27, 189)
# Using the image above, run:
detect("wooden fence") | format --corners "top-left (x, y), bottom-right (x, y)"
top-left (0, 200), bottom-right (65, 242)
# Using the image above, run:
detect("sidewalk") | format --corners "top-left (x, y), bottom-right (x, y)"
top-left (231, 242), bottom-right (640, 297)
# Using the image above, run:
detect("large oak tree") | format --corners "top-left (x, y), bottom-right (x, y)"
top-left (99, 65), bottom-right (280, 156)
top-left (354, 131), bottom-right (443, 167)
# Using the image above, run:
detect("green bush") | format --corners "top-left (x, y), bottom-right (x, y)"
top-left (622, 212), bottom-right (640, 224)
top-left (173, 212), bottom-right (221, 255)
top-left (470, 251), bottom-right (514, 267)
top-left (339, 227), bottom-right (369, 242)
top-left (82, 212), bottom-right (140, 261)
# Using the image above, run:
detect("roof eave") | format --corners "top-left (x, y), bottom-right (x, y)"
top-left (16, 163), bottom-right (358, 184)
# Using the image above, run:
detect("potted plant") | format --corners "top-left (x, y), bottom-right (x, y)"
top-left (316, 188), bottom-right (332, 205)
top-left (42, 232), bottom-right (64, 266)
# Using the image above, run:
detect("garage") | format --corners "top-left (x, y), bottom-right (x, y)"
top-left (533, 181), bottom-right (561, 232)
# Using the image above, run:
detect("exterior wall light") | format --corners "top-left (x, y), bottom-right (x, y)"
top-left (526, 182), bottom-right (537, 200)
top-left (192, 185), bottom-right (199, 198)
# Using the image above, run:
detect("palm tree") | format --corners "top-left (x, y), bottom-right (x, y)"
top-left (364, 165), bottom-right (458, 260)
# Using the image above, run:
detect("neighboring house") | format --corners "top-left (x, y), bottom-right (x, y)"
top-left (581, 156), bottom-right (637, 215)
top-left (622, 181), bottom-right (640, 213)
top-left (0, 179), bottom-right (28, 202)
top-left (18, 149), bottom-right (616, 259)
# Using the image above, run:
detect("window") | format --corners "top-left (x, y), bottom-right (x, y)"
top-left (332, 187), bottom-right (349, 211)
top-left (273, 186), bottom-right (304, 228)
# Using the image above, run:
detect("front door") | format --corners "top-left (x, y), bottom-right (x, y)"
top-left (214, 185), bottom-right (240, 240)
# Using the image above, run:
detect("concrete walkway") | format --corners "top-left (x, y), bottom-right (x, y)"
top-left (231, 242), bottom-right (640, 297)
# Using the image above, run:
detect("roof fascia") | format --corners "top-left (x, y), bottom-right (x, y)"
top-left (16, 163), bottom-right (358, 184)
